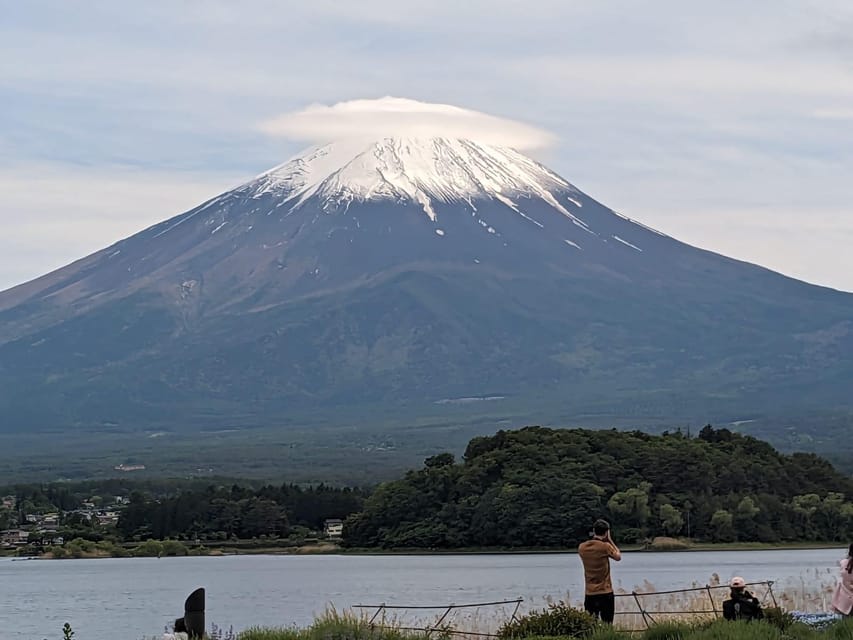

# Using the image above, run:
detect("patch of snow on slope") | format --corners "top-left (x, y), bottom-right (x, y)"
top-left (612, 235), bottom-right (643, 251)
top-left (414, 191), bottom-right (437, 222)
top-left (152, 195), bottom-right (227, 238)
top-left (493, 194), bottom-right (544, 228)
top-left (611, 211), bottom-right (668, 237)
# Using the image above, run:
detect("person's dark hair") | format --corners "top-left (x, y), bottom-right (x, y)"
top-left (593, 519), bottom-right (610, 536)
top-left (847, 543), bottom-right (853, 573)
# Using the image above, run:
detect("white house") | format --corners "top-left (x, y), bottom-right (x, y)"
top-left (41, 514), bottom-right (59, 528)
top-left (1, 529), bottom-right (30, 546)
top-left (323, 519), bottom-right (344, 538)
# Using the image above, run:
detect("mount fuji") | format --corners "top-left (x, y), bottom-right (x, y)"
top-left (2, 135), bottom-right (853, 433)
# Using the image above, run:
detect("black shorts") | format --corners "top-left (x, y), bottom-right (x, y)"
top-left (584, 592), bottom-right (615, 623)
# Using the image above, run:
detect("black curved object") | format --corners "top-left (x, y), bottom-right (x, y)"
top-left (175, 588), bottom-right (205, 639)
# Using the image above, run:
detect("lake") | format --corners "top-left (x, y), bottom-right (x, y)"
top-left (0, 548), bottom-right (844, 640)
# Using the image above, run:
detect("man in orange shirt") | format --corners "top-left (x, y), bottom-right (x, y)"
top-left (578, 519), bottom-right (622, 623)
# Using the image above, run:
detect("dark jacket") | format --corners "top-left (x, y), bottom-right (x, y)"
top-left (723, 590), bottom-right (763, 621)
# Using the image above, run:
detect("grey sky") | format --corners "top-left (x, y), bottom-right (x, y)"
top-left (2, 0), bottom-right (852, 291)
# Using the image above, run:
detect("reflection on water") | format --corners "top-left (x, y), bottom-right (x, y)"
top-left (0, 548), bottom-right (842, 640)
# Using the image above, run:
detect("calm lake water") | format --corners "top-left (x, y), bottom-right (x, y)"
top-left (0, 549), bottom-right (844, 640)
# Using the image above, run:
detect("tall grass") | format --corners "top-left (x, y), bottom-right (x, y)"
top-left (263, 577), bottom-right (839, 639)
top-left (136, 572), bottom-right (847, 640)
top-left (237, 608), bottom-right (433, 640)
top-left (237, 615), bottom-right (853, 640)
top-left (602, 573), bottom-right (838, 631)
top-left (595, 618), bottom-right (853, 640)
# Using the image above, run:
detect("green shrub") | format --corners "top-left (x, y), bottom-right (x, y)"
top-left (618, 528), bottom-right (647, 544)
top-left (761, 607), bottom-right (793, 631)
top-left (132, 539), bottom-right (164, 557)
top-left (643, 621), bottom-right (693, 640)
top-left (786, 623), bottom-right (822, 640)
top-left (238, 609), bottom-right (433, 640)
top-left (497, 603), bottom-right (598, 639)
top-left (68, 538), bottom-right (94, 553)
top-left (587, 628), bottom-right (624, 640)
top-left (686, 619), bottom-right (787, 640)
top-left (239, 630), bottom-right (299, 640)
top-left (826, 618), bottom-right (853, 640)
top-left (65, 539), bottom-right (87, 559)
top-left (97, 541), bottom-right (130, 558)
top-left (160, 539), bottom-right (189, 557)
top-left (647, 537), bottom-right (691, 551)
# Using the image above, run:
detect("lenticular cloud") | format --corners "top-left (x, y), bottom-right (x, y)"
top-left (260, 97), bottom-right (555, 150)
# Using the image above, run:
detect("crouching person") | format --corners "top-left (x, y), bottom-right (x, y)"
top-left (723, 577), bottom-right (764, 621)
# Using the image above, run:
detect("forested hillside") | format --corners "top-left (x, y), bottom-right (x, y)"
top-left (117, 484), bottom-right (367, 540)
top-left (1, 480), bottom-right (367, 545)
top-left (343, 426), bottom-right (853, 548)
top-left (7, 426), bottom-right (852, 551)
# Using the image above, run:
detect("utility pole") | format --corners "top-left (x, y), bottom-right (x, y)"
top-left (684, 500), bottom-right (693, 540)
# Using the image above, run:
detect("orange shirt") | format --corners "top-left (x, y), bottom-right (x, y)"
top-left (578, 539), bottom-right (619, 595)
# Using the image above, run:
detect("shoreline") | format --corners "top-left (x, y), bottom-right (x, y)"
top-left (329, 541), bottom-right (844, 555)
top-left (3, 540), bottom-right (842, 560)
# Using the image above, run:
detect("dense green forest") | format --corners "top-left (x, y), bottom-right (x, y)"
top-left (117, 484), bottom-right (366, 540)
top-left (343, 426), bottom-right (853, 548)
top-left (6, 426), bottom-right (853, 551)
top-left (0, 479), bottom-right (366, 545)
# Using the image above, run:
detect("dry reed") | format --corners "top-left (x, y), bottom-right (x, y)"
top-left (354, 571), bottom-right (842, 637)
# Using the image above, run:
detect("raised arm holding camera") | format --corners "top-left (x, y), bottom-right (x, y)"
top-left (578, 519), bottom-right (622, 624)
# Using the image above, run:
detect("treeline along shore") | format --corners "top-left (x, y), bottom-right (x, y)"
top-left (3, 426), bottom-right (853, 557)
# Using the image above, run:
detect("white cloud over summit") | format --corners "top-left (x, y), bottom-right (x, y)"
top-left (259, 97), bottom-right (556, 149)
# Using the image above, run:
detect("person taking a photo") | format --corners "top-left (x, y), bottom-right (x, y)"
top-left (578, 519), bottom-right (622, 624)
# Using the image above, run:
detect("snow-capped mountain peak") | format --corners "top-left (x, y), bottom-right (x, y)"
top-left (250, 137), bottom-right (576, 221)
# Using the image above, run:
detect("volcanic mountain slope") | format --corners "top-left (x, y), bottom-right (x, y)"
top-left (2, 136), bottom-right (853, 431)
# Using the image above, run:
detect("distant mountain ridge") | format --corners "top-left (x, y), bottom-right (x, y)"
top-left (2, 136), bottom-right (853, 432)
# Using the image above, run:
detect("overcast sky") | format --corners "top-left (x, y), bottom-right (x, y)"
top-left (2, 1), bottom-right (853, 291)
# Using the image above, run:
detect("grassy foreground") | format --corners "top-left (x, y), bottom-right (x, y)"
top-left (236, 621), bottom-right (853, 640)
top-left (49, 604), bottom-right (847, 640)
top-left (230, 609), bottom-right (853, 640)
top-left (585, 619), bottom-right (853, 640)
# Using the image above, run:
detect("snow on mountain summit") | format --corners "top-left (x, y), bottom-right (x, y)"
top-left (249, 137), bottom-right (581, 223)
top-left (141, 132), bottom-right (666, 264)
